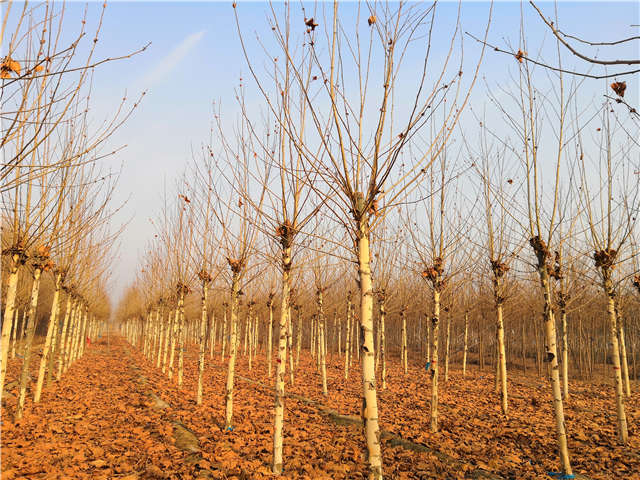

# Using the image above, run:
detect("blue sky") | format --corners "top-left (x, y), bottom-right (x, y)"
top-left (10, 1), bottom-right (637, 306)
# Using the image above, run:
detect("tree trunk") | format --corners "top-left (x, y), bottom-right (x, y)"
top-left (296, 308), bottom-right (302, 367)
top-left (168, 308), bottom-right (179, 380)
top-left (561, 308), bottom-right (569, 399)
top-left (248, 306), bottom-right (254, 371)
top-left (426, 313), bottom-right (431, 366)
top-left (345, 298), bottom-right (351, 380)
top-left (34, 273), bottom-right (63, 403)
top-left (430, 288), bottom-right (440, 433)
top-left (604, 282), bottom-right (628, 445)
top-left (272, 247), bottom-right (291, 474)
top-left (209, 312), bottom-right (216, 359)
top-left (156, 309), bottom-right (165, 369)
top-left (16, 267), bottom-right (43, 419)
top-left (379, 298), bottom-right (387, 390)
top-left (287, 305), bottom-right (294, 385)
top-left (521, 320), bottom-right (527, 374)
top-left (317, 290), bottom-right (328, 395)
top-left (162, 308), bottom-right (172, 374)
top-left (617, 316), bottom-right (631, 397)
top-left (56, 296), bottom-right (73, 380)
top-left (462, 311), bottom-right (469, 377)
top-left (225, 272), bottom-right (241, 430)
top-left (356, 219), bottom-right (383, 479)
top-left (0, 253), bottom-right (22, 399)
top-left (10, 308), bottom-right (19, 360)
top-left (243, 310), bottom-right (249, 356)
top-left (178, 295), bottom-right (185, 386)
top-left (496, 300), bottom-right (508, 415)
top-left (268, 301), bottom-right (274, 377)
top-left (197, 282), bottom-right (209, 405)
top-left (537, 260), bottom-right (572, 475)
top-left (445, 310), bottom-right (451, 383)
top-left (46, 302), bottom-right (60, 388)
top-left (77, 306), bottom-right (88, 359)
top-left (401, 307), bottom-right (408, 374)
top-left (221, 307), bottom-right (228, 361)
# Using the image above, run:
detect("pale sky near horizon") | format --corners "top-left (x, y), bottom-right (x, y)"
top-left (8, 1), bottom-right (637, 310)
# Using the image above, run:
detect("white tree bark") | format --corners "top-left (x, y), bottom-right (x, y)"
top-left (604, 281), bottom-right (628, 444)
top-left (430, 289), bottom-right (440, 433)
top-left (56, 296), bottom-right (73, 380)
top-left (224, 273), bottom-right (240, 430)
top-left (462, 311), bottom-right (469, 377)
top-left (357, 219), bottom-right (383, 479)
top-left (34, 273), bottom-right (63, 403)
top-left (267, 300), bottom-right (273, 378)
top-left (16, 267), bottom-right (43, 419)
top-left (197, 282), bottom-right (209, 405)
top-left (0, 253), bottom-right (23, 400)
top-left (272, 246), bottom-right (291, 474)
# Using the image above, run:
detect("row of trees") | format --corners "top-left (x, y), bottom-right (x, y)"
top-left (1, 2), bottom-right (143, 417)
top-left (116, 2), bottom-right (638, 479)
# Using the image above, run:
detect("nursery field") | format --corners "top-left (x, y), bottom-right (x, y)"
top-left (2, 2), bottom-right (639, 480)
top-left (2, 337), bottom-right (638, 480)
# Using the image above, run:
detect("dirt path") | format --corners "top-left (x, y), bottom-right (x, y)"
top-left (1, 338), bottom-right (203, 480)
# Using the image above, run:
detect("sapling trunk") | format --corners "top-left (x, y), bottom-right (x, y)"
top-left (34, 272), bottom-right (63, 403)
top-left (561, 306), bottom-right (569, 399)
top-left (287, 305), bottom-right (294, 385)
top-left (316, 315), bottom-right (321, 371)
top-left (426, 313), bottom-right (431, 365)
top-left (532, 236), bottom-right (572, 476)
top-left (168, 308), bottom-right (179, 380)
top-left (430, 289), bottom-right (440, 433)
top-left (311, 316), bottom-right (316, 359)
top-left (77, 306), bottom-right (88, 359)
top-left (156, 309), bottom-right (165, 369)
top-left (221, 307), bottom-right (228, 361)
top-left (296, 307), bottom-right (302, 367)
top-left (243, 310), bottom-right (249, 356)
top-left (10, 309), bottom-right (19, 360)
top-left (162, 309), bottom-right (172, 373)
top-left (444, 309), bottom-right (451, 383)
top-left (177, 295), bottom-right (185, 386)
top-left (337, 314), bottom-right (342, 359)
top-left (401, 307), bottom-right (408, 374)
top-left (19, 309), bottom-right (27, 353)
top-left (521, 321), bottom-right (526, 374)
top-left (604, 279), bottom-right (628, 444)
top-left (56, 296), bottom-right (72, 380)
top-left (197, 279), bottom-right (209, 405)
top-left (462, 312), bottom-right (469, 377)
top-left (617, 316), bottom-right (631, 397)
top-left (248, 305), bottom-right (254, 371)
top-left (272, 246), bottom-right (291, 474)
top-left (375, 314), bottom-right (381, 371)
top-left (356, 217), bottom-right (383, 480)
top-left (0, 253), bottom-right (23, 399)
top-left (267, 299), bottom-right (273, 377)
top-left (317, 290), bottom-right (328, 395)
top-left (224, 271), bottom-right (241, 430)
top-left (496, 301), bottom-right (508, 415)
top-left (70, 305), bottom-right (83, 367)
top-left (379, 297), bottom-right (387, 390)
top-left (46, 301), bottom-right (60, 387)
top-left (67, 306), bottom-right (80, 369)
top-left (209, 312), bottom-right (216, 359)
top-left (16, 266), bottom-right (43, 419)
top-left (345, 298), bottom-right (351, 380)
